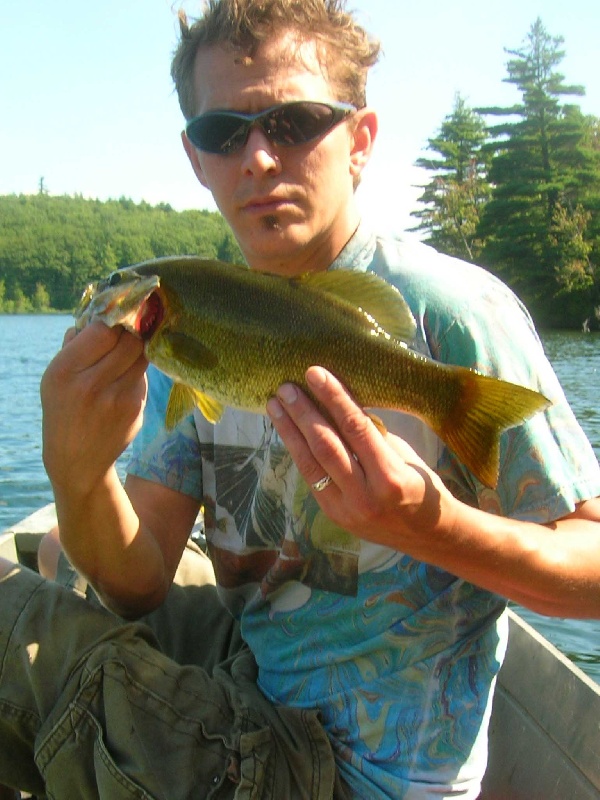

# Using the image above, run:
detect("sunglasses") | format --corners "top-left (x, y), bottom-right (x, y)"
top-left (185, 100), bottom-right (356, 155)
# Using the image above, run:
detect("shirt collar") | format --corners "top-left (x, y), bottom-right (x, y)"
top-left (329, 220), bottom-right (377, 274)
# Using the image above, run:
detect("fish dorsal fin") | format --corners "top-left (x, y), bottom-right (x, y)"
top-left (299, 269), bottom-right (416, 342)
top-left (166, 383), bottom-right (225, 429)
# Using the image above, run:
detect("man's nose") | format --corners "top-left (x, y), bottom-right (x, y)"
top-left (240, 126), bottom-right (282, 176)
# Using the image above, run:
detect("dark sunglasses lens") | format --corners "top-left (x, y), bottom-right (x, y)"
top-left (187, 102), bottom-right (349, 153)
top-left (187, 115), bottom-right (249, 153)
top-left (268, 103), bottom-right (337, 145)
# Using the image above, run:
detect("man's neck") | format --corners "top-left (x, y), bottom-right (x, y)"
top-left (245, 213), bottom-right (362, 277)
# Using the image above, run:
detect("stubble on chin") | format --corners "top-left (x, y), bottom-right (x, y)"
top-left (261, 214), bottom-right (281, 231)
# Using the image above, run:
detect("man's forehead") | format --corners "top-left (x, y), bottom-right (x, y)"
top-left (191, 33), bottom-right (332, 112)
top-left (197, 31), bottom-right (326, 73)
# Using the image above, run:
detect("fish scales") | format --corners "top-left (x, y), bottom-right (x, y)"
top-left (75, 256), bottom-right (551, 487)
top-left (136, 259), bottom-right (459, 416)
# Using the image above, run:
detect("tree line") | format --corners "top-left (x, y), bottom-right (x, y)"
top-left (411, 18), bottom-right (600, 329)
top-left (0, 194), bottom-right (243, 313)
top-left (1, 19), bottom-right (598, 328)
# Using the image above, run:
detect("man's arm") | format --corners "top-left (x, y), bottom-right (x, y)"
top-left (40, 322), bottom-right (199, 617)
top-left (266, 366), bottom-right (600, 619)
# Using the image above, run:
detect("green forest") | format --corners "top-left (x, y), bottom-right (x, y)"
top-left (0, 194), bottom-right (242, 313)
top-left (411, 18), bottom-right (600, 329)
top-left (1, 18), bottom-right (599, 329)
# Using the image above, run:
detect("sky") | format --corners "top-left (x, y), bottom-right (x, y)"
top-left (1, 0), bottom-right (599, 234)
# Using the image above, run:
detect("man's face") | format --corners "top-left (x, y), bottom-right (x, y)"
top-left (184, 33), bottom-right (364, 276)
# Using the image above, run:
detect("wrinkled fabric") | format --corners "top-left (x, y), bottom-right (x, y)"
top-left (0, 563), bottom-right (341, 799)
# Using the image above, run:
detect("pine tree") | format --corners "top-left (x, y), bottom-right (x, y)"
top-left (477, 18), bottom-right (600, 327)
top-left (411, 94), bottom-right (491, 261)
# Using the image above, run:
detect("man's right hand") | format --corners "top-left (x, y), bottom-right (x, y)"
top-left (40, 320), bottom-right (148, 501)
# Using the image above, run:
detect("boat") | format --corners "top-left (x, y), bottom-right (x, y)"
top-left (1, 504), bottom-right (599, 799)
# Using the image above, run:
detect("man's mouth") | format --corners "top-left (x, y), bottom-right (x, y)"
top-left (243, 195), bottom-right (291, 213)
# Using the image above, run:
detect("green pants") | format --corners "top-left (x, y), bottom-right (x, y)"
top-left (0, 554), bottom-right (342, 798)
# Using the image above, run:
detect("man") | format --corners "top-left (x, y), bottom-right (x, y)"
top-left (1, 1), bottom-right (599, 798)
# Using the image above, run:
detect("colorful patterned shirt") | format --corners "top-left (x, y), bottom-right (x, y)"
top-left (129, 225), bottom-right (600, 799)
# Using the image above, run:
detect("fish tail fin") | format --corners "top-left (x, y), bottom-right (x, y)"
top-left (436, 371), bottom-right (551, 488)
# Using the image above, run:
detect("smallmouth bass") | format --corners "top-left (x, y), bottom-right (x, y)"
top-left (75, 256), bottom-right (550, 488)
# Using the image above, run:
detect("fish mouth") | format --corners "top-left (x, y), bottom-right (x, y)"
top-left (137, 291), bottom-right (164, 340)
top-left (74, 271), bottom-right (163, 337)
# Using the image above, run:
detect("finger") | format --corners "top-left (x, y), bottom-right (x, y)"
top-left (112, 351), bottom-right (150, 409)
top-left (304, 367), bottom-right (390, 473)
top-left (105, 334), bottom-right (148, 386)
top-left (267, 399), bottom-right (346, 495)
top-left (57, 320), bottom-right (126, 370)
top-left (267, 383), bottom-right (360, 491)
top-left (62, 326), bottom-right (77, 347)
top-left (64, 321), bottom-right (145, 379)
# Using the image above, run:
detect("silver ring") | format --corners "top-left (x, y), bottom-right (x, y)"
top-left (311, 475), bottom-right (332, 492)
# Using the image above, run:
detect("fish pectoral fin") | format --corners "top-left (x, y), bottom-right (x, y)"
top-left (162, 331), bottom-right (219, 370)
top-left (300, 270), bottom-right (417, 342)
top-left (166, 384), bottom-right (224, 429)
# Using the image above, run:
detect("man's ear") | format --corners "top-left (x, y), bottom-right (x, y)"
top-left (181, 130), bottom-right (210, 189)
top-left (349, 109), bottom-right (378, 181)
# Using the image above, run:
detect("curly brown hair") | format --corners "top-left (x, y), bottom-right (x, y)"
top-left (171, 0), bottom-right (380, 119)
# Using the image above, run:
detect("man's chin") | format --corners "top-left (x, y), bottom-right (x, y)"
top-left (259, 213), bottom-right (282, 231)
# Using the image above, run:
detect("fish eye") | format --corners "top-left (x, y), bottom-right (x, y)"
top-left (108, 271), bottom-right (124, 287)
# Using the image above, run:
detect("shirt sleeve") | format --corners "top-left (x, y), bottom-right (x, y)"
top-left (396, 247), bottom-right (600, 523)
top-left (127, 366), bottom-right (204, 501)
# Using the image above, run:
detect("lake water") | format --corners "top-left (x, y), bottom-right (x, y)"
top-left (0, 314), bottom-right (599, 683)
